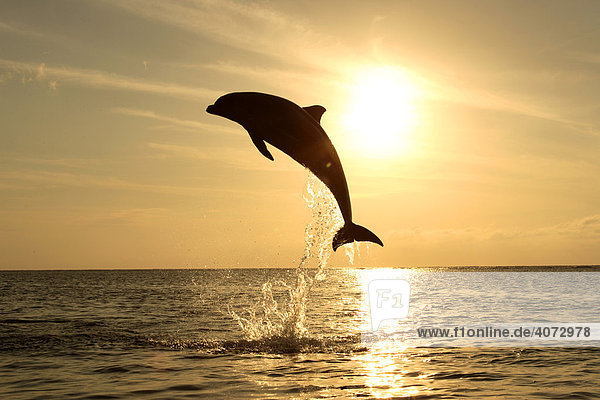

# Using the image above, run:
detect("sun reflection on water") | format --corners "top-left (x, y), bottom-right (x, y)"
top-left (350, 268), bottom-right (431, 398)
top-left (356, 341), bottom-right (423, 398)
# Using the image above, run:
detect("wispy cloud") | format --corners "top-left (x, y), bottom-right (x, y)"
top-left (0, 58), bottom-right (219, 100)
top-left (548, 214), bottom-right (600, 239)
top-left (111, 0), bottom-right (314, 61)
top-left (570, 51), bottom-right (600, 65)
top-left (347, 148), bottom-right (600, 198)
top-left (194, 61), bottom-right (342, 94)
top-left (75, 207), bottom-right (172, 226)
top-left (146, 142), bottom-right (298, 172)
top-left (0, 169), bottom-right (226, 195)
top-left (111, 107), bottom-right (240, 135)
top-left (109, 0), bottom-right (597, 134)
top-left (2, 154), bottom-right (110, 170)
top-left (110, 0), bottom-right (356, 77)
top-left (0, 165), bottom-right (296, 196)
top-left (0, 59), bottom-right (55, 87)
top-left (420, 74), bottom-right (599, 135)
top-left (389, 214), bottom-right (600, 243)
top-left (0, 21), bottom-right (46, 39)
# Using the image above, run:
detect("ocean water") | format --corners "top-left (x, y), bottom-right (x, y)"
top-left (2, 177), bottom-right (599, 398)
top-left (1, 267), bottom-right (599, 399)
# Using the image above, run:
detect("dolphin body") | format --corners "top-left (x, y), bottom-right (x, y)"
top-left (206, 92), bottom-right (383, 251)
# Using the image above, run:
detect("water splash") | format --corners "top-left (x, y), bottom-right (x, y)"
top-left (228, 172), bottom-right (344, 345)
top-left (148, 335), bottom-right (365, 354)
top-left (344, 242), bottom-right (356, 265)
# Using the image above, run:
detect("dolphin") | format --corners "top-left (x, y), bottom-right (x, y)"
top-left (206, 92), bottom-right (383, 251)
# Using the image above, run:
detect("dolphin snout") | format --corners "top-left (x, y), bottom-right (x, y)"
top-left (206, 104), bottom-right (216, 114)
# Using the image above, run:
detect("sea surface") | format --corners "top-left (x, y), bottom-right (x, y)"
top-left (1, 267), bottom-right (599, 399)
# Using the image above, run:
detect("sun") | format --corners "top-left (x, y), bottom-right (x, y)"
top-left (341, 66), bottom-right (421, 158)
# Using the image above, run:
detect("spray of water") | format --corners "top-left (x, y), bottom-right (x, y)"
top-left (228, 172), bottom-right (344, 342)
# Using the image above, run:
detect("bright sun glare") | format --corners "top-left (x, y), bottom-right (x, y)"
top-left (341, 66), bottom-right (420, 158)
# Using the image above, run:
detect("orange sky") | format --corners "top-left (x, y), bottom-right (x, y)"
top-left (1, 1), bottom-right (599, 268)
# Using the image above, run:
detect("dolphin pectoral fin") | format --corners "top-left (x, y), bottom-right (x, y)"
top-left (332, 222), bottom-right (383, 251)
top-left (303, 105), bottom-right (326, 123)
top-left (249, 134), bottom-right (274, 161)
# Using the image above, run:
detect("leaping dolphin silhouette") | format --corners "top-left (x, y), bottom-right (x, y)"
top-left (206, 92), bottom-right (383, 251)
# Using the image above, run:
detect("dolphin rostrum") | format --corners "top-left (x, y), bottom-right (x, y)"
top-left (206, 92), bottom-right (383, 251)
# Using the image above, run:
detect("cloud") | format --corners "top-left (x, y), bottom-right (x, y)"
top-left (111, 107), bottom-right (240, 135)
top-left (75, 207), bottom-right (172, 226)
top-left (146, 142), bottom-right (298, 172)
top-left (0, 58), bottom-right (219, 100)
top-left (4, 155), bottom-right (108, 169)
top-left (0, 59), bottom-right (56, 87)
top-left (419, 74), bottom-right (598, 135)
top-left (0, 163), bottom-right (297, 196)
top-left (110, 0), bottom-right (356, 76)
top-left (388, 214), bottom-right (600, 243)
top-left (0, 21), bottom-right (46, 39)
top-left (570, 51), bottom-right (600, 65)
top-left (548, 214), bottom-right (600, 238)
top-left (108, 1), bottom-right (598, 134)
top-left (0, 169), bottom-right (222, 195)
top-left (111, 0), bottom-right (312, 60)
top-left (194, 61), bottom-right (342, 93)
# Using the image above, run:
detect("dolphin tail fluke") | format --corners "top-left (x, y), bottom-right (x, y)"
top-left (332, 222), bottom-right (383, 251)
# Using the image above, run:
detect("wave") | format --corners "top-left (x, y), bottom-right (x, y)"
top-left (147, 334), bottom-right (366, 354)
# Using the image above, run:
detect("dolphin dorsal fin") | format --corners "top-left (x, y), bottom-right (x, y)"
top-left (303, 105), bottom-right (326, 123)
